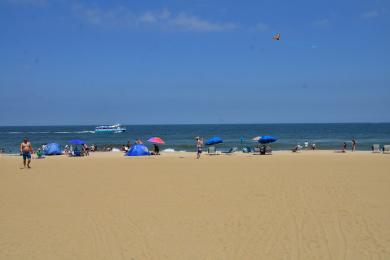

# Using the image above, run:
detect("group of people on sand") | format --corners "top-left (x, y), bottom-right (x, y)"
top-left (342, 137), bottom-right (357, 153)
top-left (16, 136), bottom-right (361, 168)
top-left (63, 143), bottom-right (93, 156)
top-left (120, 139), bottom-right (161, 155)
top-left (16, 136), bottom-right (203, 168)
top-left (292, 140), bottom-right (317, 152)
top-left (292, 138), bottom-right (358, 153)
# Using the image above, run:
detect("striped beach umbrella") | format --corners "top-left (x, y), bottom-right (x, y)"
top-left (252, 136), bottom-right (261, 141)
top-left (252, 136), bottom-right (278, 143)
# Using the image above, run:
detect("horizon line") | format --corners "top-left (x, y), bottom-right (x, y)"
top-left (1, 121), bottom-right (390, 127)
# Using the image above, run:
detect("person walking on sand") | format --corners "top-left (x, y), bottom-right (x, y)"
top-left (20, 137), bottom-right (33, 168)
top-left (352, 137), bottom-right (357, 152)
top-left (196, 137), bottom-right (203, 159)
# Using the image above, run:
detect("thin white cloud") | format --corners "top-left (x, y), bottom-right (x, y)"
top-left (74, 5), bottom-right (135, 27)
top-left (138, 9), bottom-right (171, 24)
top-left (313, 18), bottom-right (330, 28)
top-left (139, 12), bottom-right (159, 23)
top-left (74, 4), bottom-right (238, 32)
top-left (361, 10), bottom-right (380, 19)
top-left (169, 12), bottom-right (238, 32)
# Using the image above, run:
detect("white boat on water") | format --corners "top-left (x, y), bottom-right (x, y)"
top-left (94, 124), bottom-right (126, 133)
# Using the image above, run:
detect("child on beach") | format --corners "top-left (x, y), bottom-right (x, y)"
top-left (342, 142), bottom-right (347, 153)
top-left (36, 148), bottom-right (44, 159)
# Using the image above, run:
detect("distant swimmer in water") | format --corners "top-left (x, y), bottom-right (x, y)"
top-left (273, 33), bottom-right (281, 41)
top-left (20, 137), bottom-right (33, 168)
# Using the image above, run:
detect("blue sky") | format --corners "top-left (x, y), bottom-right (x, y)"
top-left (0, 0), bottom-right (389, 125)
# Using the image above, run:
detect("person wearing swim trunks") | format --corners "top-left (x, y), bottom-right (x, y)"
top-left (20, 137), bottom-right (33, 168)
top-left (196, 137), bottom-right (203, 159)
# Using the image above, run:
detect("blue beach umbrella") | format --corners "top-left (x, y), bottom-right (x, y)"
top-left (68, 139), bottom-right (85, 145)
top-left (258, 136), bottom-right (278, 144)
top-left (205, 136), bottom-right (223, 145)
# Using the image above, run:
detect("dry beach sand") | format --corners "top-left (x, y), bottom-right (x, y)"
top-left (1, 151), bottom-right (390, 259)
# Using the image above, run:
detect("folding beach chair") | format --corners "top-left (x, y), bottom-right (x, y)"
top-left (265, 145), bottom-right (272, 155)
top-left (72, 148), bottom-right (82, 157)
top-left (242, 146), bottom-right (252, 153)
top-left (208, 146), bottom-right (217, 155)
top-left (372, 144), bottom-right (381, 153)
top-left (222, 147), bottom-right (238, 155)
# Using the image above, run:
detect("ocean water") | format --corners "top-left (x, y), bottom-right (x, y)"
top-left (0, 123), bottom-right (389, 153)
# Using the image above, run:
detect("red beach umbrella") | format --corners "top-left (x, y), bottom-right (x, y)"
top-left (147, 137), bottom-right (165, 144)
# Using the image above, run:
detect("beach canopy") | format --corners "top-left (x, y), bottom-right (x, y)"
top-left (68, 139), bottom-right (85, 145)
top-left (125, 144), bottom-right (150, 156)
top-left (147, 137), bottom-right (165, 144)
top-left (43, 143), bottom-right (62, 155)
top-left (257, 135), bottom-right (278, 144)
top-left (205, 136), bottom-right (223, 145)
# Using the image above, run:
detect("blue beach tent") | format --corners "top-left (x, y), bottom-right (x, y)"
top-left (125, 144), bottom-right (150, 156)
top-left (43, 143), bottom-right (62, 155)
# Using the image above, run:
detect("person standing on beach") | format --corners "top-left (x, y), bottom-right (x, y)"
top-left (342, 142), bottom-right (347, 153)
top-left (196, 137), bottom-right (203, 159)
top-left (20, 138), bottom-right (33, 168)
top-left (352, 137), bottom-right (357, 152)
